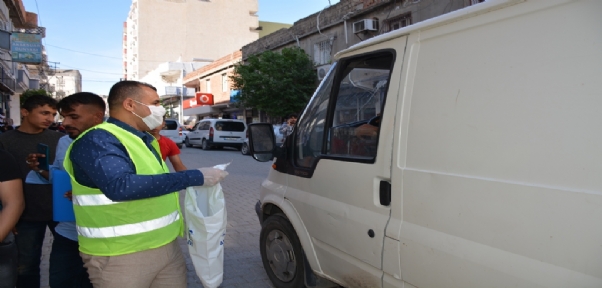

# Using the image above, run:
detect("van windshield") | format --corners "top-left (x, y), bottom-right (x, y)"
top-left (215, 121), bottom-right (245, 132)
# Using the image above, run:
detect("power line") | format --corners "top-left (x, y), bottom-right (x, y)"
top-left (58, 64), bottom-right (123, 75)
top-left (45, 43), bottom-right (171, 63)
top-left (45, 44), bottom-right (122, 60)
top-left (34, 0), bottom-right (41, 26)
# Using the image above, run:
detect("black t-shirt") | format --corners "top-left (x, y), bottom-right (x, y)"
top-left (0, 149), bottom-right (21, 211)
top-left (0, 149), bottom-right (20, 182)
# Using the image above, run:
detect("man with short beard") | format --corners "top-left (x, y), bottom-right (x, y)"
top-left (26, 92), bottom-right (105, 288)
top-left (0, 94), bottom-right (63, 288)
top-left (63, 81), bottom-right (228, 287)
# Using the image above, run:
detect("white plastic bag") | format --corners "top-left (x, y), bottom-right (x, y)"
top-left (185, 163), bottom-right (229, 288)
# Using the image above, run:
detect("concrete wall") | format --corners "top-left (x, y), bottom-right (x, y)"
top-left (126, 0), bottom-right (259, 80)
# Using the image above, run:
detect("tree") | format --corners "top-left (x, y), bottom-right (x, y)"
top-left (230, 47), bottom-right (317, 118)
top-left (20, 89), bottom-right (53, 107)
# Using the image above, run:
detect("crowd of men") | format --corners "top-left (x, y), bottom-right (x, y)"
top-left (0, 80), bottom-right (229, 288)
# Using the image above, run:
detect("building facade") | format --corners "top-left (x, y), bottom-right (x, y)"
top-left (182, 50), bottom-right (245, 124)
top-left (123, 0), bottom-right (260, 81)
top-left (0, 0), bottom-right (43, 126)
top-left (181, 0), bottom-right (483, 125)
top-left (138, 60), bottom-right (208, 124)
top-left (243, 0), bottom-right (483, 63)
top-left (47, 69), bottom-right (82, 100)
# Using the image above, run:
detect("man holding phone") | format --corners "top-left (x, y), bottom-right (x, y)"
top-left (0, 94), bottom-right (63, 288)
top-left (26, 92), bottom-right (105, 288)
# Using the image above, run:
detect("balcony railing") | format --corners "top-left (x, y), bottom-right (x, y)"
top-left (164, 86), bottom-right (195, 97)
top-left (17, 69), bottom-right (30, 92)
top-left (0, 66), bottom-right (16, 93)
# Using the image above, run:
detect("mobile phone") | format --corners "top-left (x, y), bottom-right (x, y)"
top-left (37, 143), bottom-right (50, 171)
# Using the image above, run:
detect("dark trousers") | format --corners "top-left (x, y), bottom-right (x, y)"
top-left (15, 220), bottom-right (57, 288)
top-left (49, 232), bottom-right (92, 288)
top-left (0, 232), bottom-right (18, 288)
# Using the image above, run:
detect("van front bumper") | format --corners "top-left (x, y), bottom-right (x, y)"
top-left (255, 200), bottom-right (263, 223)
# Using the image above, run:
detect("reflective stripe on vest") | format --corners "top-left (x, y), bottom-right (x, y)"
top-left (77, 210), bottom-right (180, 238)
top-left (73, 194), bottom-right (119, 206)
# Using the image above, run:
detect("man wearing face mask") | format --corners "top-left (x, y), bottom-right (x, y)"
top-left (63, 81), bottom-right (228, 288)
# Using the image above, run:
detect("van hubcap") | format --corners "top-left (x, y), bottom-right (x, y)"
top-left (265, 230), bottom-right (296, 282)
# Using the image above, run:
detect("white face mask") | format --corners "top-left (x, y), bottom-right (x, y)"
top-left (132, 100), bottom-right (166, 130)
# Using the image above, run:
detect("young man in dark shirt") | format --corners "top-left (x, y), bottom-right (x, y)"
top-left (0, 94), bottom-right (63, 288)
top-left (0, 149), bottom-right (24, 288)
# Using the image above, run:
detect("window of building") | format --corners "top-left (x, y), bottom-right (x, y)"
top-left (313, 39), bottom-right (332, 66)
top-left (222, 73), bottom-right (228, 92)
top-left (384, 13), bottom-right (412, 33)
top-left (206, 79), bottom-right (211, 93)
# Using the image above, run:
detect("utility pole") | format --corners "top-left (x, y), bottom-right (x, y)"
top-left (40, 61), bottom-right (60, 90)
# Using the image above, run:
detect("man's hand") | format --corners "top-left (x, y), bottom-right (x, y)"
top-left (26, 153), bottom-right (45, 172)
top-left (197, 167), bottom-right (229, 187)
top-left (355, 124), bottom-right (378, 138)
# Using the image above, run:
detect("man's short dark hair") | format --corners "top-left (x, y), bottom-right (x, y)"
top-left (287, 113), bottom-right (298, 119)
top-left (21, 94), bottom-right (58, 111)
top-left (107, 80), bottom-right (157, 110)
top-left (57, 92), bottom-right (106, 114)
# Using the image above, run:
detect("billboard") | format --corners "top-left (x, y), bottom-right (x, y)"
top-left (11, 33), bottom-right (42, 64)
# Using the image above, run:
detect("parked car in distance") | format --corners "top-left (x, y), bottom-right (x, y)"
top-left (185, 119), bottom-right (247, 150)
top-left (241, 125), bottom-right (284, 155)
top-left (160, 118), bottom-right (185, 148)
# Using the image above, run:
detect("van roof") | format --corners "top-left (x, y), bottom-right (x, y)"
top-left (335, 0), bottom-right (520, 59)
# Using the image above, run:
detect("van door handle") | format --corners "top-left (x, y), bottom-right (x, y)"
top-left (379, 180), bottom-right (391, 206)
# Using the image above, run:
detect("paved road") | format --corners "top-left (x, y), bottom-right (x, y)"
top-left (40, 145), bottom-right (274, 287)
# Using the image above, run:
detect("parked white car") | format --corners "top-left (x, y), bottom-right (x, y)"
top-left (185, 119), bottom-right (247, 150)
top-left (159, 118), bottom-right (185, 148)
top-left (241, 125), bottom-right (284, 155)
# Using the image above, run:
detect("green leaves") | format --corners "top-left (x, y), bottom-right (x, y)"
top-left (20, 89), bottom-right (52, 106)
top-left (230, 47), bottom-right (317, 118)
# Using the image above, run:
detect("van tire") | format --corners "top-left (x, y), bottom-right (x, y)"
top-left (177, 143), bottom-right (183, 149)
top-left (260, 214), bottom-right (305, 288)
top-left (185, 137), bottom-right (193, 148)
top-left (202, 139), bottom-right (210, 150)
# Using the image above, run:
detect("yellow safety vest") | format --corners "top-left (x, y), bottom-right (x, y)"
top-left (63, 122), bottom-right (183, 256)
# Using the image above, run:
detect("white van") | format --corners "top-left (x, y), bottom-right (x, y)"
top-left (185, 119), bottom-right (246, 150)
top-left (247, 1), bottom-right (602, 287)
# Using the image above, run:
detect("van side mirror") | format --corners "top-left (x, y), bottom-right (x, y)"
top-left (248, 123), bottom-right (277, 162)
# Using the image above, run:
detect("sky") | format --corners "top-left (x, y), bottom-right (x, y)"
top-left (21, 0), bottom-right (340, 95)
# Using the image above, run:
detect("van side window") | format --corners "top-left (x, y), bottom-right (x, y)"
top-left (294, 63), bottom-right (336, 168)
top-left (326, 52), bottom-right (393, 160)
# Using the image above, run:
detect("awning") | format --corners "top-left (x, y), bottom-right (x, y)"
top-left (183, 105), bottom-right (220, 116)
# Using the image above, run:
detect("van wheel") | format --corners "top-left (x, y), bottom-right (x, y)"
top-left (260, 214), bottom-right (305, 288)
top-left (201, 139), bottom-right (210, 150)
top-left (177, 143), bottom-right (183, 149)
top-left (185, 137), bottom-right (193, 148)
top-left (241, 143), bottom-right (249, 155)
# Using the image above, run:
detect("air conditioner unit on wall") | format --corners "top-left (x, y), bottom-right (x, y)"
top-left (353, 19), bottom-right (378, 34)
top-left (317, 64), bottom-right (332, 81)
